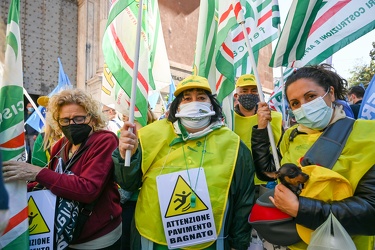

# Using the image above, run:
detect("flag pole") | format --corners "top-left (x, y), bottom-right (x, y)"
top-left (236, 4), bottom-right (281, 170)
top-left (277, 24), bottom-right (287, 125)
top-left (125, 0), bottom-right (143, 167)
top-left (23, 87), bottom-right (46, 125)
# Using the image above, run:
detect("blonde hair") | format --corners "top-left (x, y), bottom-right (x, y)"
top-left (46, 88), bottom-right (107, 139)
top-left (42, 122), bottom-right (62, 151)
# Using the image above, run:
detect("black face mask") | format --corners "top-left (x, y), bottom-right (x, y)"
top-left (238, 94), bottom-right (260, 111)
top-left (60, 124), bottom-right (92, 145)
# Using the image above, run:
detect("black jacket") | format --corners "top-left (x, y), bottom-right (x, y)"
top-left (251, 126), bottom-right (375, 235)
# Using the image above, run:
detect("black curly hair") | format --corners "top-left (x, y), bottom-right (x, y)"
top-left (285, 64), bottom-right (348, 102)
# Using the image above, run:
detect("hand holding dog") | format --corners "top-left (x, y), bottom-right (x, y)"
top-left (269, 183), bottom-right (299, 217)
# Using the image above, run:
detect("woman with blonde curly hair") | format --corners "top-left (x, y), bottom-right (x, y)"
top-left (3, 88), bottom-right (122, 249)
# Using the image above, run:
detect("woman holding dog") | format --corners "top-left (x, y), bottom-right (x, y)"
top-left (113, 75), bottom-right (255, 250)
top-left (252, 64), bottom-right (375, 249)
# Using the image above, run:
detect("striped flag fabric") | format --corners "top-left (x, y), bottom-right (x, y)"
top-left (102, 0), bottom-right (171, 126)
top-left (193, 0), bottom-right (280, 128)
top-left (268, 67), bottom-right (294, 115)
top-left (358, 74), bottom-right (375, 120)
top-left (272, 0), bottom-right (281, 28)
top-left (270, 0), bottom-right (375, 68)
top-left (0, 0), bottom-right (29, 249)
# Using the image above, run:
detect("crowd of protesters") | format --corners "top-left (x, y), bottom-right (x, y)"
top-left (1, 65), bottom-right (375, 250)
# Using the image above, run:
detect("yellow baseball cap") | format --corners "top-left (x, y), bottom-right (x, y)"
top-left (235, 74), bottom-right (257, 88)
top-left (37, 96), bottom-right (49, 107)
top-left (174, 75), bottom-right (212, 97)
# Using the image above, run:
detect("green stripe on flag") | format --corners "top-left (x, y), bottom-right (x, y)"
top-left (257, 0), bottom-right (272, 13)
top-left (2, 229), bottom-right (29, 250)
top-left (103, 35), bottom-right (148, 126)
top-left (106, 0), bottom-right (136, 29)
top-left (6, 32), bottom-right (18, 59)
top-left (7, 0), bottom-right (20, 25)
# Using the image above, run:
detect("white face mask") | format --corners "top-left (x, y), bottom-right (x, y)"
top-left (175, 102), bottom-right (215, 129)
top-left (292, 90), bottom-right (333, 130)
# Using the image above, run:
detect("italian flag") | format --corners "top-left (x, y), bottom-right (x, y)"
top-left (0, 0), bottom-right (29, 249)
top-left (102, 0), bottom-right (171, 126)
top-left (270, 0), bottom-right (375, 68)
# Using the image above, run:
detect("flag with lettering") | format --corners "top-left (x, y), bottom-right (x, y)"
top-left (102, 0), bottom-right (171, 126)
top-left (0, 0), bottom-right (29, 249)
top-left (358, 74), bottom-right (375, 120)
top-left (193, 0), bottom-right (279, 129)
top-left (270, 0), bottom-right (375, 68)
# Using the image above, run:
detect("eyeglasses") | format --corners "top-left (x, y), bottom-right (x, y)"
top-left (58, 115), bottom-right (90, 126)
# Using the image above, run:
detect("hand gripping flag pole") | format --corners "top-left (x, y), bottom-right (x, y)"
top-left (125, 0), bottom-right (143, 167)
top-left (234, 0), bottom-right (281, 170)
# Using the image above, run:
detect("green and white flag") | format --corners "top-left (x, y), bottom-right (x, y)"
top-left (0, 0), bottom-right (29, 249)
top-left (268, 67), bottom-right (294, 115)
top-left (270, 0), bottom-right (375, 68)
top-left (102, 0), bottom-right (171, 126)
top-left (193, 0), bottom-right (280, 128)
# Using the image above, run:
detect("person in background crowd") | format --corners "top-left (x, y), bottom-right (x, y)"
top-left (102, 104), bottom-right (124, 134)
top-left (234, 74), bottom-right (283, 190)
top-left (335, 99), bottom-right (355, 118)
top-left (113, 75), bottom-right (255, 250)
top-left (31, 96), bottom-right (62, 167)
top-left (252, 64), bottom-right (375, 249)
top-left (347, 85), bottom-right (365, 119)
top-left (24, 102), bottom-right (39, 163)
top-left (234, 74), bottom-right (283, 248)
top-left (3, 88), bottom-right (122, 249)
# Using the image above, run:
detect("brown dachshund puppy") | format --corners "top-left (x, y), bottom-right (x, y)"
top-left (264, 163), bottom-right (309, 195)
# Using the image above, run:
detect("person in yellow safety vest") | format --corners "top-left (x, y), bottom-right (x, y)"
top-left (233, 74), bottom-right (283, 189)
top-left (112, 75), bottom-right (256, 250)
top-left (252, 64), bottom-right (375, 250)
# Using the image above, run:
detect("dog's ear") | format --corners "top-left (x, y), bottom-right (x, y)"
top-left (264, 171), bottom-right (279, 179)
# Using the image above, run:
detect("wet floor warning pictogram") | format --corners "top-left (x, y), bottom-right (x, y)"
top-left (28, 196), bottom-right (51, 235)
top-left (165, 175), bottom-right (208, 218)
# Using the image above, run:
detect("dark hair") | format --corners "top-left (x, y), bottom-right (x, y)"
top-left (285, 64), bottom-right (348, 102)
top-left (348, 85), bottom-right (365, 98)
top-left (167, 89), bottom-right (223, 123)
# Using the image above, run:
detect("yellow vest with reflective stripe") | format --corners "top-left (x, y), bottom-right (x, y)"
top-left (136, 119), bottom-right (239, 249)
top-left (281, 120), bottom-right (375, 250)
top-left (234, 111), bottom-right (282, 185)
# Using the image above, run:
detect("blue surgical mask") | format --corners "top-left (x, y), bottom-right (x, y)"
top-left (27, 107), bottom-right (34, 112)
top-left (292, 90), bottom-right (333, 130)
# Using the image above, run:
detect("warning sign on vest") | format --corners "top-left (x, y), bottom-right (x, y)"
top-left (165, 175), bottom-right (208, 218)
top-left (27, 190), bottom-right (56, 249)
top-left (157, 168), bottom-right (217, 249)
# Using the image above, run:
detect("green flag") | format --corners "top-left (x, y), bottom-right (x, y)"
top-left (0, 0), bottom-right (29, 249)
